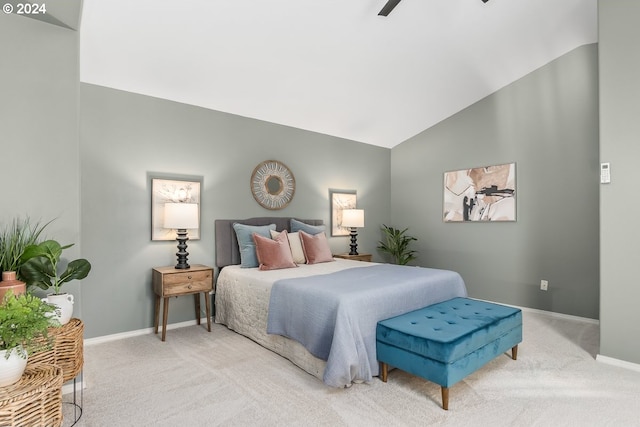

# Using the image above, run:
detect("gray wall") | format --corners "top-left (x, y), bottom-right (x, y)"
top-left (0, 13), bottom-right (83, 297)
top-left (8, 5), bottom-right (640, 369)
top-left (390, 44), bottom-right (600, 319)
top-left (599, 1), bottom-right (640, 364)
top-left (79, 84), bottom-right (390, 338)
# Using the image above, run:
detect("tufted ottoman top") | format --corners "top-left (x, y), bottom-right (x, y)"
top-left (376, 297), bottom-right (522, 364)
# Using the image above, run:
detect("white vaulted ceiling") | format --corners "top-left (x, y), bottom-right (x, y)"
top-left (79, 0), bottom-right (598, 148)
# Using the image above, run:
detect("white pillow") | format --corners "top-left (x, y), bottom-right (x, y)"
top-left (270, 230), bottom-right (306, 264)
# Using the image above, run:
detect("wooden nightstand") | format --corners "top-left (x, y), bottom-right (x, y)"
top-left (152, 264), bottom-right (213, 342)
top-left (333, 253), bottom-right (373, 262)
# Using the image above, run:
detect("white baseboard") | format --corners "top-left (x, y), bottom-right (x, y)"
top-left (85, 304), bottom-right (601, 347)
top-left (81, 309), bottom-right (640, 375)
top-left (596, 354), bottom-right (640, 373)
top-left (477, 300), bottom-right (640, 373)
top-left (473, 298), bottom-right (600, 325)
top-left (84, 317), bottom-right (210, 346)
top-left (85, 299), bottom-right (600, 348)
top-left (517, 305), bottom-right (599, 325)
top-left (62, 378), bottom-right (85, 395)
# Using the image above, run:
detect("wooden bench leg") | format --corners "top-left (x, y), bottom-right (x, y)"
top-left (380, 362), bottom-right (388, 382)
top-left (512, 345), bottom-right (518, 360)
top-left (441, 386), bottom-right (449, 410)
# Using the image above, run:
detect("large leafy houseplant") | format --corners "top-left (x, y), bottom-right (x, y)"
top-left (0, 217), bottom-right (50, 278)
top-left (377, 224), bottom-right (418, 265)
top-left (20, 240), bottom-right (91, 295)
top-left (0, 290), bottom-right (59, 359)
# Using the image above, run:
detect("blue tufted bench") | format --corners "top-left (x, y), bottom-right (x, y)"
top-left (376, 297), bottom-right (522, 410)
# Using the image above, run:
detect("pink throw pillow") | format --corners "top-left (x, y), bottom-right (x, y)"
top-left (299, 231), bottom-right (334, 264)
top-left (253, 230), bottom-right (297, 271)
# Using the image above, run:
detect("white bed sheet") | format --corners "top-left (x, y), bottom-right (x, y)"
top-left (214, 258), bottom-right (375, 382)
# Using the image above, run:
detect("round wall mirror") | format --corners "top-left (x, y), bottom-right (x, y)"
top-left (266, 176), bottom-right (283, 195)
top-left (250, 160), bottom-right (295, 210)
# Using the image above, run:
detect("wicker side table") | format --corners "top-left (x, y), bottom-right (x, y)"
top-left (27, 318), bottom-right (84, 381)
top-left (0, 363), bottom-right (63, 427)
top-left (26, 318), bottom-right (85, 425)
top-left (50, 318), bottom-right (84, 382)
top-left (26, 341), bottom-right (56, 367)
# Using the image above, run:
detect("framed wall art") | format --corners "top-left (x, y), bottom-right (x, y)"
top-left (150, 174), bottom-right (202, 240)
top-left (443, 162), bottom-right (516, 222)
top-left (329, 189), bottom-right (357, 236)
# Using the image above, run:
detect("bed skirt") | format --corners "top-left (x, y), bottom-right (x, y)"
top-left (214, 273), bottom-right (327, 382)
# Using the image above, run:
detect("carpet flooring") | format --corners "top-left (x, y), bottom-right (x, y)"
top-left (64, 310), bottom-right (640, 426)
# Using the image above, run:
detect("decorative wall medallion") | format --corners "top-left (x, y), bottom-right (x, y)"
top-left (250, 160), bottom-right (296, 210)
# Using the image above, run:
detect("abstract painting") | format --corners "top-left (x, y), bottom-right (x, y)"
top-left (443, 163), bottom-right (516, 222)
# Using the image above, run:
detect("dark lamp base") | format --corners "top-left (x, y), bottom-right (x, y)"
top-left (349, 228), bottom-right (359, 256)
top-left (174, 229), bottom-right (191, 269)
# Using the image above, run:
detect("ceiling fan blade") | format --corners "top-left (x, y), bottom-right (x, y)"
top-left (378, 0), bottom-right (402, 16)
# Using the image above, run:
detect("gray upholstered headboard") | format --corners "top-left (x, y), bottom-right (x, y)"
top-left (214, 217), bottom-right (324, 268)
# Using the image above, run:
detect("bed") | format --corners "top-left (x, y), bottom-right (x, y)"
top-left (214, 217), bottom-right (467, 388)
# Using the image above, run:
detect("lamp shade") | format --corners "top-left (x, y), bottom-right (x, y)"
top-left (164, 203), bottom-right (199, 229)
top-left (341, 209), bottom-right (364, 228)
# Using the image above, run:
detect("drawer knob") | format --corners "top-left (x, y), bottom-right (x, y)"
top-left (188, 275), bottom-right (192, 280)
top-left (188, 284), bottom-right (193, 289)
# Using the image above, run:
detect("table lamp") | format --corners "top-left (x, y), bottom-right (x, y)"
top-left (164, 202), bottom-right (199, 269)
top-left (341, 209), bottom-right (365, 255)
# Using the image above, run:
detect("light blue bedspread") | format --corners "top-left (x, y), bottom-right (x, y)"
top-left (266, 264), bottom-right (467, 387)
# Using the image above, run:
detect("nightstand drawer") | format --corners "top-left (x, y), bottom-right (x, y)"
top-left (163, 270), bottom-right (212, 296)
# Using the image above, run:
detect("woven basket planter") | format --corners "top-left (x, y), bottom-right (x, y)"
top-left (0, 363), bottom-right (63, 427)
top-left (26, 346), bottom-right (56, 367)
top-left (26, 336), bottom-right (56, 368)
top-left (27, 318), bottom-right (84, 383)
top-left (50, 318), bottom-right (84, 382)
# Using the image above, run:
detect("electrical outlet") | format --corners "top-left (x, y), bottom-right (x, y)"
top-left (540, 280), bottom-right (548, 291)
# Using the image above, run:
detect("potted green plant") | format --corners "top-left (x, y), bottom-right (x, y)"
top-left (377, 224), bottom-right (418, 265)
top-left (0, 217), bottom-right (50, 300)
top-left (0, 290), bottom-right (59, 387)
top-left (19, 240), bottom-right (91, 325)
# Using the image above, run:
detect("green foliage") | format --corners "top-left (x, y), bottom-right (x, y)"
top-left (0, 217), bottom-right (51, 277)
top-left (377, 224), bottom-right (418, 265)
top-left (20, 240), bottom-right (92, 295)
top-left (0, 290), bottom-right (59, 358)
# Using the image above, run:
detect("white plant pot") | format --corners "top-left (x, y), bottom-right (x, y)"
top-left (44, 293), bottom-right (74, 325)
top-left (0, 346), bottom-right (28, 387)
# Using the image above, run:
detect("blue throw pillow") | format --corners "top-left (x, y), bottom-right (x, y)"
top-left (290, 218), bottom-right (325, 235)
top-left (233, 223), bottom-right (277, 268)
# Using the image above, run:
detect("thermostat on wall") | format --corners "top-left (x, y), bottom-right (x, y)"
top-left (600, 162), bottom-right (611, 184)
